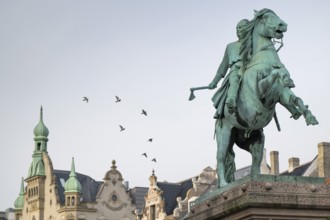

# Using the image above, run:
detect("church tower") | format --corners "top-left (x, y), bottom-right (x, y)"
top-left (25, 106), bottom-right (49, 220)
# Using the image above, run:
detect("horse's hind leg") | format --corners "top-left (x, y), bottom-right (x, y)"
top-left (215, 119), bottom-right (234, 187)
top-left (249, 129), bottom-right (265, 177)
top-left (236, 129), bottom-right (265, 178)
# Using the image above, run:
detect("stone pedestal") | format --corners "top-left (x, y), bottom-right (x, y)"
top-left (185, 175), bottom-right (330, 220)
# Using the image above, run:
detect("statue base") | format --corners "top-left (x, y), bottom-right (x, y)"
top-left (185, 175), bottom-right (330, 220)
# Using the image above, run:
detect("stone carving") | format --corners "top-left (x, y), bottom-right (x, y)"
top-left (186, 176), bottom-right (330, 220)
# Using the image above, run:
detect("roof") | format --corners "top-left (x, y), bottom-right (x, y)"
top-left (157, 178), bottom-right (193, 215)
top-left (53, 170), bottom-right (102, 204)
top-left (129, 187), bottom-right (148, 213)
top-left (234, 165), bottom-right (251, 180)
top-left (280, 161), bottom-right (313, 176)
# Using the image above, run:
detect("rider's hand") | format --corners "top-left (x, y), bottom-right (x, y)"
top-left (208, 82), bottom-right (217, 89)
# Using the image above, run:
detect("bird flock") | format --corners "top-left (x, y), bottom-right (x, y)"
top-left (82, 95), bottom-right (157, 164)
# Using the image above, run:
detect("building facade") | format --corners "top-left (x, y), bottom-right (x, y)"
top-left (12, 108), bottom-right (330, 220)
top-left (13, 108), bottom-right (137, 220)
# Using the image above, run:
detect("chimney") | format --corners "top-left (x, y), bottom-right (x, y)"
top-left (288, 157), bottom-right (300, 172)
top-left (270, 151), bottom-right (279, 175)
top-left (318, 142), bottom-right (330, 178)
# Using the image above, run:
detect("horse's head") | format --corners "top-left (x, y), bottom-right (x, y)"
top-left (255, 9), bottom-right (287, 39)
top-left (240, 9), bottom-right (287, 70)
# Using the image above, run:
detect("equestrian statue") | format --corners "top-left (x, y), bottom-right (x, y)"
top-left (189, 8), bottom-right (318, 188)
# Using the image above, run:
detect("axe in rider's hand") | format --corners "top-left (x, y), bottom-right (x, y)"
top-left (188, 86), bottom-right (212, 101)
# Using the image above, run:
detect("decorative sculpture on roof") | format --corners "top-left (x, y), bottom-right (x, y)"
top-left (189, 8), bottom-right (318, 188)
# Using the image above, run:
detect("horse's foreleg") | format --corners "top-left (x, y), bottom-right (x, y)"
top-left (292, 96), bottom-right (319, 125)
top-left (279, 88), bottom-right (302, 119)
top-left (259, 68), bottom-right (294, 98)
top-left (280, 88), bottom-right (318, 125)
top-left (215, 119), bottom-right (233, 188)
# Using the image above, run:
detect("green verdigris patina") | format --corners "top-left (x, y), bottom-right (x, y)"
top-left (208, 18), bottom-right (249, 116)
top-left (190, 9), bottom-right (318, 188)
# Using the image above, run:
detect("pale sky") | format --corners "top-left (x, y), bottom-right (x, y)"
top-left (1, 1), bottom-right (330, 210)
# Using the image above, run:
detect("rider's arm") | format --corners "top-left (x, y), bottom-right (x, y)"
top-left (209, 46), bottom-right (230, 89)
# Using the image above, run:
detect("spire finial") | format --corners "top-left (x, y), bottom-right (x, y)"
top-left (19, 177), bottom-right (24, 195)
top-left (64, 157), bottom-right (82, 193)
top-left (40, 106), bottom-right (43, 122)
top-left (111, 160), bottom-right (117, 170)
top-left (149, 169), bottom-right (157, 186)
top-left (69, 157), bottom-right (76, 177)
top-left (33, 106), bottom-right (49, 138)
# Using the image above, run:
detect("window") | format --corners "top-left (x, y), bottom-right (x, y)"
top-left (67, 197), bottom-right (70, 206)
top-left (150, 205), bottom-right (156, 220)
top-left (71, 197), bottom-right (75, 206)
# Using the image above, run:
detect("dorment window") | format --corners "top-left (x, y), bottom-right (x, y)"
top-left (37, 142), bottom-right (41, 151)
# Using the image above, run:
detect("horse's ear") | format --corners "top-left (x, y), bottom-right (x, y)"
top-left (254, 9), bottom-right (259, 15)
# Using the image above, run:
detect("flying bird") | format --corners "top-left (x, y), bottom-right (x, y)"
top-left (83, 97), bottom-right (88, 103)
top-left (119, 125), bottom-right (125, 131)
top-left (141, 109), bottom-right (147, 116)
top-left (141, 153), bottom-right (148, 158)
top-left (148, 138), bottom-right (153, 143)
top-left (151, 158), bottom-right (157, 163)
top-left (115, 96), bottom-right (121, 103)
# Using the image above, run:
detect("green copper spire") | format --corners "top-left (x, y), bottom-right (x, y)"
top-left (27, 107), bottom-right (48, 178)
top-left (64, 157), bottom-right (82, 193)
top-left (33, 106), bottom-right (49, 139)
top-left (14, 178), bottom-right (25, 210)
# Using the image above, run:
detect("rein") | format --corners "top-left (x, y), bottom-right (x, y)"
top-left (273, 38), bottom-right (284, 52)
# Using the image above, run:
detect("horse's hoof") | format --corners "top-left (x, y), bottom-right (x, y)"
top-left (311, 118), bottom-right (319, 125)
top-left (306, 116), bottom-right (319, 126)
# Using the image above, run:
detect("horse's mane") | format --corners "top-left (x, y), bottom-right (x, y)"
top-left (240, 9), bottom-right (276, 71)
